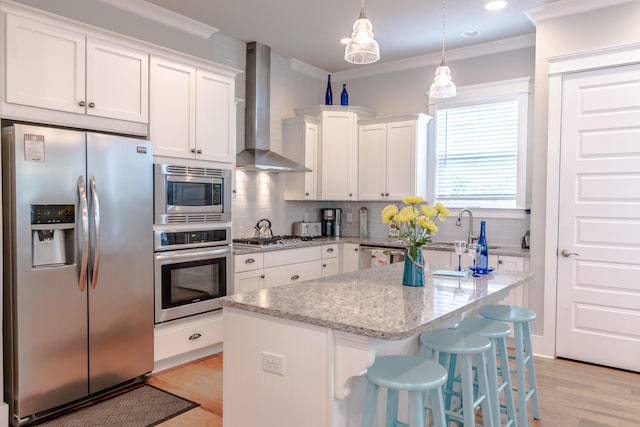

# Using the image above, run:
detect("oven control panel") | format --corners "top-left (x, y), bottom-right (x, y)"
top-left (154, 227), bottom-right (231, 251)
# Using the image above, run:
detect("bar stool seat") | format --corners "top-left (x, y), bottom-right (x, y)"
top-left (457, 317), bottom-right (517, 427)
top-left (479, 305), bottom-right (541, 427)
top-left (362, 355), bottom-right (448, 427)
top-left (420, 328), bottom-right (497, 427)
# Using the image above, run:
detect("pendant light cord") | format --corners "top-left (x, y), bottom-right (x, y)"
top-left (440, 0), bottom-right (447, 63)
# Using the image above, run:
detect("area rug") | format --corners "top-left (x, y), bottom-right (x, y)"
top-left (36, 384), bottom-right (199, 426)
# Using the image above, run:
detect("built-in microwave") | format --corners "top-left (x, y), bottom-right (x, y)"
top-left (154, 164), bottom-right (232, 224)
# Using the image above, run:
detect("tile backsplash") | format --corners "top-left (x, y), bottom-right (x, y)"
top-left (233, 170), bottom-right (529, 247)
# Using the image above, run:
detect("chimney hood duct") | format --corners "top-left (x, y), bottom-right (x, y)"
top-left (237, 42), bottom-right (310, 172)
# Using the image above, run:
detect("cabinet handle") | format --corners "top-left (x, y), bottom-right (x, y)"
top-left (354, 248), bottom-right (358, 252)
top-left (260, 274), bottom-right (265, 279)
top-left (323, 264), bottom-right (327, 267)
top-left (188, 333), bottom-right (202, 341)
top-left (191, 148), bottom-right (197, 153)
top-left (197, 149), bottom-right (203, 154)
top-left (380, 193), bottom-right (385, 197)
top-left (291, 274), bottom-right (300, 280)
top-left (385, 193), bottom-right (389, 196)
top-left (245, 258), bottom-right (255, 264)
top-left (326, 248), bottom-right (334, 253)
top-left (78, 101), bottom-right (86, 107)
top-left (88, 102), bottom-right (95, 108)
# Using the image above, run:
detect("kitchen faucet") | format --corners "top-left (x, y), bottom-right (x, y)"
top-left (456, 208), bottom-right (478, 245)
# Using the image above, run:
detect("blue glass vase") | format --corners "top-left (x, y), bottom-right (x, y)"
top-left (325, 75), bottom-right (333, 105)
top-left (340, 83), bottom-right (349, 106)
top-left (402, 249), bottom-right (424, 287)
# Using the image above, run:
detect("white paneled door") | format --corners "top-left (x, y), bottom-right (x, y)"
top-left (555, 63), bottom-right (640, 372)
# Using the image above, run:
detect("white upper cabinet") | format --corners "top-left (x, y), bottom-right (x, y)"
top-left (283, 116), bottom-right (319, 200)
top-left (5, 14), bottom-right (148, 126)
top-left (150, 56), bottom-right (236, 163)
top-left (321, 110), bottom-right (358, 200)
top-left (358, 114), bottom-right (430, 201)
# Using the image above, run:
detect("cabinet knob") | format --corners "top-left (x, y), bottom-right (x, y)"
top-left (381, 193), bottom-right (385, 197)
top-left (78, 101), bottom-right (86, 107)
top-left (260, 274), bottom-right (265, 279)
top-left (245, 258), bottom-right (255, 264)
top-left (291, 274), bottom-right (300, 281)
top-left (349, 193), bottom-right (353, 197)
top-left (88, 102), bottom-right (95, 108)
top-left (196, 149), bottom-right (203, 154)
top-left (385, 193), bottom-right (389, 196)
top-left (305, 192), bottom-right (309, 196)
top-left (188, 332), bottom-right (202, 341)
top-left (191, 148), bottom-right (197, 153)
top-left (323, 264), bottom-right (327, 267)
top-left (354, 248), bottom-right (358, 252)
top-left (498, 259), bottom-right (503, 265)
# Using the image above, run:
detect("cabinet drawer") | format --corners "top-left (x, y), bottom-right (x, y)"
top-left (322, 244), bottom-right (339, 259)
top-left (154, 313), bottom-right (223, 361)
top-left (264, 246), bottom-right (322, 268)
top-left (264, 260), bottom-right (322, 288)
top-left (234, 252), bottom-right (264, 273)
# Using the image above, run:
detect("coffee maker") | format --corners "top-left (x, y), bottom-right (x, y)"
top-left (321, 208), bottom-right (342, 237)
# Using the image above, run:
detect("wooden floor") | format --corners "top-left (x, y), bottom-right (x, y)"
top-left (147, 353), bottom-right (640, 426)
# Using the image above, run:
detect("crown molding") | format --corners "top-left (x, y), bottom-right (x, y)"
top-left (525, 0), bottom-right (634, 24)
top-left (290, 58), bottom-right (328, 81)
top-left (332, 33), bottom-right (535, 81)
top-left (96, 0), bottom-right (218, 39)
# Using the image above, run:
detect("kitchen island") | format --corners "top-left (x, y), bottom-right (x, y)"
top-left (221, 263), bottom-right (533, 427)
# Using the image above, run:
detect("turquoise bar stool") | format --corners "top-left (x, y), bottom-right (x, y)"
top-left (420, 328), bottom-right (497, 427)
top-left (478, 305), bottom-right (541, 427)
top-left (362, 355), bottom-right (448, 427)
top-left (457, 317), bottom-right (517, 427)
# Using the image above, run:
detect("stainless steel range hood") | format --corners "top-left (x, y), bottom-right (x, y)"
top-left (237, 42), bottom-right (310, 172)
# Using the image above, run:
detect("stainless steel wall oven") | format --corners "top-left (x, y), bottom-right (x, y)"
top-left (153, 226), bottom-right (232, 323)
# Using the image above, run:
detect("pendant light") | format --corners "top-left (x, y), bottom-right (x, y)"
top-left (344, 0), bottom-right (380, 65)
top-left (429, 0), bottom-right (456, 98)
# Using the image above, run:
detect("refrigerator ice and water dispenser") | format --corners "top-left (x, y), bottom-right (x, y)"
top-left (31, 204), bottom-right (74, 267)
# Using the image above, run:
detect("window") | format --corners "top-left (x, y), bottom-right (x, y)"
top-left (428, 78), bottom-right (529, 209)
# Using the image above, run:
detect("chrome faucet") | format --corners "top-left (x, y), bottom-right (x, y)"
top-left (456, 208), bottom-right (478, 245)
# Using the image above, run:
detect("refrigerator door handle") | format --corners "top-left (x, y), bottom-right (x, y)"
top-left (78, 176), bottom-right (89, 292)
top-left (90, 176), bottom-right (101, 289)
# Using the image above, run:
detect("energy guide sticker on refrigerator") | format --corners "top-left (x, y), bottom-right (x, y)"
top-left (24, 133), bottom-right (45, 161)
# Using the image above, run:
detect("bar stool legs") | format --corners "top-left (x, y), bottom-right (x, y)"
top-left (458, 317), bottom-right (517, 427)
top-left (362, 355), bottom-right (448, 427)
top-left (420, 329), bottom-right (497, 427)
top-left (479, 305), bottom-right (541, 427)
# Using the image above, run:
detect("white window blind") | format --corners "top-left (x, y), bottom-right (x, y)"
top-left (435, 99), bottom-right (519, 204)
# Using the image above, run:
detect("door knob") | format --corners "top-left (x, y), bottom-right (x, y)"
top-left (560, 249), bottom-right (579, 257)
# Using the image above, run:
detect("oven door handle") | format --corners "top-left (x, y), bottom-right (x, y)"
top-left (154, 246), bottom-right (231, 262)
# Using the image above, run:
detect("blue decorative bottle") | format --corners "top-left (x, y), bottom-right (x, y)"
top-left (477, 220), bottom-right (489, 272)
top-left (325, 75), bottom-right (333, 105)
top-left (340, 83), bottom-right (349, 106)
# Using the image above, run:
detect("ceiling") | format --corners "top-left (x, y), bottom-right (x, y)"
top-left (145, 0), bottom-right (558, 73)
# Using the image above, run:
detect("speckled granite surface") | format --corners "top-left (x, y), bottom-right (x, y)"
top-left (221, 263), bottom-right (533, 340)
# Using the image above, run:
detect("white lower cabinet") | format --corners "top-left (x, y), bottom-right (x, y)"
top-left (264, 261), bottom-right (323, 288)
top-left (342, 243), bottom-right (360, 273)
top-left (489, 254), bottom-right (529, 308)
top-left (423, 249), bottom-right (452, 266)
top-left (321, 244), bottom-right (339, 277)
top-left (154, 312), bottom-right (223, 370)
top-left (233, 252), bottom-right (265, 293)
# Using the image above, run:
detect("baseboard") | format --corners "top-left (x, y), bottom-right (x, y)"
top-left (153, 342), bottom-right (223, 373)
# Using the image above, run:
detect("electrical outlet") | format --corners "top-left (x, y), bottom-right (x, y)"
top-left (262, 351), bottom-right (285, 375)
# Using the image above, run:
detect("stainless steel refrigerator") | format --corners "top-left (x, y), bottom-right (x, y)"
top-left (2, 124), bottom-right (154, 425)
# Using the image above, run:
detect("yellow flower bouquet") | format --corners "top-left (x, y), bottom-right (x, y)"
top-left (381, 196), bottom-right (449, 272)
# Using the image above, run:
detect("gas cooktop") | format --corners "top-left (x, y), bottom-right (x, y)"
top-left (232, 235), bottom-right (314, 248)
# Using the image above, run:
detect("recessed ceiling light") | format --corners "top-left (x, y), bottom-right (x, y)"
top-left (461, 29), bottom-right (480, 38)
top-left (484, 0), bottom-right (508, 11)
top-left (340, 37), bottom-right (351, 45)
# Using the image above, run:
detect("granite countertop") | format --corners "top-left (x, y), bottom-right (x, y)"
top-left (233, 236), bottom-right (529, 257)
top-left (221, 263), bottom-right (533, 340)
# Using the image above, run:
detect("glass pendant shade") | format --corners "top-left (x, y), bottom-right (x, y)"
top-left (344, 9), bottom-right (380, 64)
top-left (429, 60), bottom-right (457, 98)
